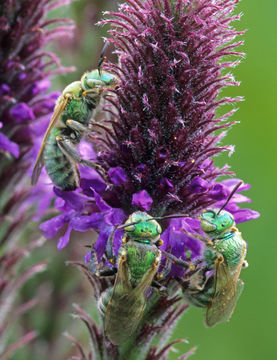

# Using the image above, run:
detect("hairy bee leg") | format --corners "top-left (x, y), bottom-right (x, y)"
top-left (182, 230), bottom-right (213, 246)
top-left (88, 242), bottom-right (98, 275)
top-left (156, 254), bottom-right (172, 281)
top-left (105, 227), bottom-right (122, 265)
top-left (161, 249), bottom-right (192, 269)
top-left (98, 268), bottom-right (117, 277)
top-left (56, 134), bottom-right (107, 178)
top-left (65, 119), bottom-right (87, 133)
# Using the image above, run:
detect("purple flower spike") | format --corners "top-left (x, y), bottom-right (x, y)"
top-left (46, 0), bottom-right (259, 262)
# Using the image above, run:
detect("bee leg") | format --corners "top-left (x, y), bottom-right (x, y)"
top-left (56, 134), bottom-right (107, 179)
top-left (161, 249), bottom-right (194, 270)
top-left (155, 250), bottom-right (173, 280)
top-left (176, 277), bottom-right (190, 291)
top-left (97, 268), bottom-right (117, 277)
top-left (88, 241), bottom-right (98, 275)
top-left (65, 119), bottom-right (88, 133)
top-left (182, 229), bottom-right (213, 246)
top-left (151, 280), bottom-right (168, 297)
top-left (105, 227), bottom-right (123, 266)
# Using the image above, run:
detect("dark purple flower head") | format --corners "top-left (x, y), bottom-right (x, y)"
top-left (96, 0), bottom-right (247, 217)
top-left (41, 0), bottom-right (259, 277)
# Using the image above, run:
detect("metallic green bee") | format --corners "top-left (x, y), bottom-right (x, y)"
top-left (163, 182), bottom-right (248, 327)
top-left (96, 211), bottom-right (163, 345)
top-left (31, 54), bottom-right (117, 191)
top-left (93, 211), bottom-right (189, 345)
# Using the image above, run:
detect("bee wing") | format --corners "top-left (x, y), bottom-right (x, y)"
top-left (205, 253), bottom-right (245, 327)
top-left (31, 95), bottom-right (69, 185)
top-left (104, 250), bottom-right (160, 345)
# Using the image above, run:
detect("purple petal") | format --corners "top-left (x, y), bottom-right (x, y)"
top-left (84, 251), bottom-right (91, 263)
top-left (54, 187), bottom-right (86, 212)
top-left (132, 190), bottom-right (153, 211)
top-left (161, 217), bottom-right (203, 277)
top-left (93, 189), bottom-right (111, 212)
top-left (40, 214), bottom-right (68, 238)
top-left (221, 178), bottom-right (251, 192)
top-left (0, 133), bottom-right (19, 158)
top-left (57, 224), bottom-right (72, 250)
top-left (70, 213), bottom-right (103, 231)
top-left (81, 177), bottom-right (107, 195)
top-left (95, 230), bottom-right (110, 261)
top-left (233, 209), bottom-right (260, 223)
top-left (79, 141), bottom-right (96, 160)
top-left (108, 167), bottom-right (128, 185)
top-left (0, 84), bottom-right (10, 95)
top-left (209, 183), bottom-right (229, 201)
top-left (189, 177), bottom-right (209, 193)
top-left (9, 102), bottom-right (35, 122)
top-left (103, 208), bottom-right (126, 226)
top-left (27, 79), bottom-right (51, 97)
top-left (113, 228), bottom-right (124, 256)
top-left (159, 178), bottom-right (174, 192)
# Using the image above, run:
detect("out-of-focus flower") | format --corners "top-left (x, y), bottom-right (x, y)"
top-left (0, 0), bottom-right (74, 357)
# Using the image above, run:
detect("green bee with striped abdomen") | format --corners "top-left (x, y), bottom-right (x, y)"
top-left (97, 211), bottom-right (163, 345)
top-left (31, 56), bottom-right (117, 191)
top-left (162, 182), bottom-right (248, 327)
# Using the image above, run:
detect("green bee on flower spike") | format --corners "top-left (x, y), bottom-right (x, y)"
top-left (92, 211), bottom-right (189, 345)
top-left (162, 181), bottom-right (248, 327)
top-left (31, 46), bottom-right (117, 191)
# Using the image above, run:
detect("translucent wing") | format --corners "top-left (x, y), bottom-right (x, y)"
top-left (104, 249), bottom-right (160, 345)
top-left (205, 251), bottom-right (246, 327)
top-left (31, 95), bottom-right (69, 185)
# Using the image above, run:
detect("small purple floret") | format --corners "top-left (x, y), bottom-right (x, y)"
top-left (9, 103), bottom-right (35, 123)
top-left (132, 190), bottom-right (153, 211)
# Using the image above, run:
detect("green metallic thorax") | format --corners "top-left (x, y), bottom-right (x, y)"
top-left (204, 230), bottom-right (245, 272)
top-left (120, 212), bottom-right (162, 287)
top-left (59, 80), bottom-right (95, 126)
top-left (200, 209), bottom-right (246, 273)
top-left (123, 241), bottom-right (159, 287)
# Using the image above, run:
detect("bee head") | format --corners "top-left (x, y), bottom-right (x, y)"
top-left (200, 209), bottom-right (234, 236)
top-left (124, 211), bottom-right (162, 243)
top-left (81, 70), bottom-right (118, 91)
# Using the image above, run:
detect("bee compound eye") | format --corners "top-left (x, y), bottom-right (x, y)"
top-left (86, 78), bottom-right (95, 88)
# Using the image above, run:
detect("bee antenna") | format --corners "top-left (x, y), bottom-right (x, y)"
top-left (150, 214), bottom-right (189, 221)
top-left (98, 41), bottom-right (108, 76)
top-left (116, 214), bottom-right (189, 229)
top-left (217, 181), bottom-right (243, 215)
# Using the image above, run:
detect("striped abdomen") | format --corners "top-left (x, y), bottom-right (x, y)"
top-left (43, 127), bottom-right (80, 191)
